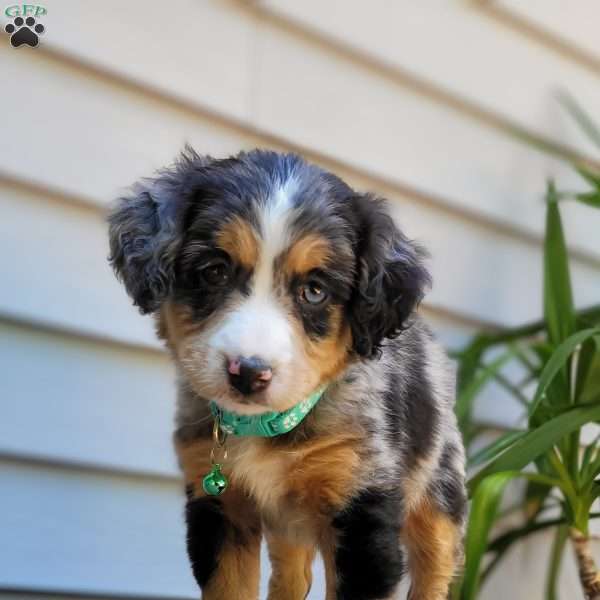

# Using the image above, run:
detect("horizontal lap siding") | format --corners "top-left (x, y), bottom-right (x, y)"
top-left (259, 0), bottom-right (600, 155)
top-left (1, 1), bottom-right (599, 598)
top-left (0, 459), bottom-right (196, 598)
top-left (495, 0), bottom-right (600, 65)
top-left (22, 0), bottom-right (600, 258)
top-left (0, 321), bottom-right (176, 477)
top-left (0, 44), bottom-right (260, 208)
top-left (0, 182), bottom-right (158, 348)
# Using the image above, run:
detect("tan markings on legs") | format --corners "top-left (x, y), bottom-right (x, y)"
top-left (202, 526), bottom-right (261, 600)
top-left (403, 500), bottom-right (463, 600)
top-left (216, 216), bottom-right (259, 270)
top-left (318, 531), bottom-right (338, 600)
top-left (177, 433), bottom-right (363, 598)
top-left (401, 451), bottom-right (444, 514)
top-left (176, 437), bottom-right (262, 600)
top-left (266, 532), bottom-right (316, 600)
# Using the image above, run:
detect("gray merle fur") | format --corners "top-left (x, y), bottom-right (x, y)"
top-left (108, 147), bottom-right (467, 598)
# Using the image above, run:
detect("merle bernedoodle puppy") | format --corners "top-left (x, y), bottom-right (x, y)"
top-left (108, 148), bottom-right (467, 600)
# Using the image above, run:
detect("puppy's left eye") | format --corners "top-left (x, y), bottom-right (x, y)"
top-left (299, 281), bottom-right (328, 305)
top-left (199, 259), bottom-right (231, 287)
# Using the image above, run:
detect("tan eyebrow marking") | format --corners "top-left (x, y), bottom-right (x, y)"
top-left (216, 216), bottom-right (259, 269)
top-left (283, 233), bottom-right (332, 277)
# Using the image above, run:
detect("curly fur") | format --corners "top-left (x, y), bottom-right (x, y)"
top-left (108, 148), bottom-right (466, 600)
top-left (108, 148), bottom-right (213, 313)
top-left (348, 194), bottom-right (431, 357)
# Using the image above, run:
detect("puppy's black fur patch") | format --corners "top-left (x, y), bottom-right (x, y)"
top-left (185, 496), bottom-right (226, 587)
top-left (333, 488), bottom-right (405, 600)
top-left (347, 194), bottom-right (431, 358)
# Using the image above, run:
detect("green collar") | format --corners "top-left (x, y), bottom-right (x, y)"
top-left (209, 387), bottom-right (326, 438)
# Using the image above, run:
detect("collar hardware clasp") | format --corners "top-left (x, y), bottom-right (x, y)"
top-left (202, 413), bottom-right (229, 496)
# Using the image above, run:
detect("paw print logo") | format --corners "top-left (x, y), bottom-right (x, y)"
top-left (4, 16), bottom-right (45, 47)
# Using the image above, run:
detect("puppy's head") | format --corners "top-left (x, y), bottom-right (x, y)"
top-left (109, 149), bottom-right (430, 415)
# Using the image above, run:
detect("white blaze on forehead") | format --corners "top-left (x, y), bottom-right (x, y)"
top-left (253, 176), bottom-right (298, 297)
top-left (209, 177), bottom-right (299, 366)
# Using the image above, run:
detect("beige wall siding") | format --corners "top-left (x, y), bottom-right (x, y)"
top-left (495, 0), bottom-right (600, 66)
top-left (1, 1), bottom-right (599, 598)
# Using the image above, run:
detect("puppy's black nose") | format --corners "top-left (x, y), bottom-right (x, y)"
top-left (227, 356), bottom-right (272, 395)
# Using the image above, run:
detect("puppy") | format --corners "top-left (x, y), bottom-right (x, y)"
top-left (108, 148), bottom-right (467, 600)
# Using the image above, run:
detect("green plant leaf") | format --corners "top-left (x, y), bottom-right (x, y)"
top-left (580, 436), bottom-right (600, 490)
top-left (576, 338), bottom-right (600, 403)
top-left (455, 305), bottom-right (600, 363)
top-left (545, 524), bottom-right (569, 600)
top-left (573, 166), bottom-right (600, 209)
top-left (582, 449), bottom-right (600, 488)
top-left (527, 341), bottom-right (568, 426)
top-left (469, 404), bottom-right (600, 493)
top-left (576, 338), bottom-right (595, 402)
top-left (524, 472), bottom-right (554, 519)
top-left (462, 471), bottom-right (559, 599)
top-left (528, 328), bottom-right (600, 416)
top-left (481, 516), bottom-right (556, 585)
top-left (592, 481), bottom-right (600, 502)
top-left (487, 514), bottom-right (572, 555)
top-left (557, 91), bottom-right (600, 149)
top-left (544, 184), bottom-right (575, 347)
top-left (488, 512), bottom-right (600, 562)
top-left (455, 349), bottom-right (516, 425)
top-left (577, 305), bottom-right (600, 328)
top-left (461, 473), bottom-right (513, 600)
top-left (456, 335), bottom-right (493, 393)
top-left (576, 192), bottom-right (600, 209)
top-left (468, 431), bottom-right (526, 468)
top-left (576, 165), bottom-right (600, 189)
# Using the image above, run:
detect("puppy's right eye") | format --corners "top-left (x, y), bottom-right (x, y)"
top-left (299, 281), bottom-right (328, 305)
top-left (199, 259), bottom-right (231, 287)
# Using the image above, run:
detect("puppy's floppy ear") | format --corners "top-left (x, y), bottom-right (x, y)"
top-left (349, 194), bottom-right (431, 357)
top-left (108, 148), bottom-right (211, 313)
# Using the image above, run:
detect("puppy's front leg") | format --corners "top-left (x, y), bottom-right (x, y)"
top-left (177, 437), bottom-right (262, 600)
top-left (185, 491), bottom-right (261, 599)
top-left (325, 488), bottom-right (405, 600)
top-left (266, 531), bottom-right (316, 600)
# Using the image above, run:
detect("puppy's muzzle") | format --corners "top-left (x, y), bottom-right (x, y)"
top-left (227, 355), bottom-right (273, 396)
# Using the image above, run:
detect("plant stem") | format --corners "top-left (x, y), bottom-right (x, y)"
top-left (545, 525), bottom-right (568, 600)
top-left (571, 528), bottom-right (600, 599)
